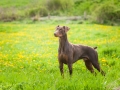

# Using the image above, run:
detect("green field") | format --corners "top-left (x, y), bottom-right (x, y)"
top-left (0, 21), bottom-right (120, 90)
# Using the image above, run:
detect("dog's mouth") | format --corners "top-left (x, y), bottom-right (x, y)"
top-left (54, 33), bottom-right (58, 37)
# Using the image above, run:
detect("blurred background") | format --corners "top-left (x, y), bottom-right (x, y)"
top-left (0, 0), bottom-right (120, 25)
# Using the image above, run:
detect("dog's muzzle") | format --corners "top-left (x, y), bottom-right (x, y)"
top-left (54, 32), bottom-right (58, 37)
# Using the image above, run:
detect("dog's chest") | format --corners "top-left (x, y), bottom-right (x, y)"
top-left (59, 53), bottom-right (68, 64)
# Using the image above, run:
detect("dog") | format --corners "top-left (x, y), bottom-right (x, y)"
top-left (54, 25), bottom-right (105, 77)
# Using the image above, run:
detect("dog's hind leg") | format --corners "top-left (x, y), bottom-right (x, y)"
top-left (84, 60), bottom-right (95, 74)
top-left (90, 59), bottom-right (105, 76)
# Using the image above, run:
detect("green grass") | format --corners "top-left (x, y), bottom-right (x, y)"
top-left (0, 0), bottom-right (35, 7)
top-left (0, 21), bottom-right (120, 90)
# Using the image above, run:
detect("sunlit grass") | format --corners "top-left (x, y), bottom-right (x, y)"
top-left (0, 23), bottom-right (120, 90)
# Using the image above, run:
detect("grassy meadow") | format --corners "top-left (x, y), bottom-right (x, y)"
top-left (0, 21), bottom-right (120, 90)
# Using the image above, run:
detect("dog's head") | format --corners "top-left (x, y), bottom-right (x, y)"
top-left (54, 25), bottom-right (70, 37)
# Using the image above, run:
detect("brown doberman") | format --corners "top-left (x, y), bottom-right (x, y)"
top-left (54, 25), bottom-right (105, 77)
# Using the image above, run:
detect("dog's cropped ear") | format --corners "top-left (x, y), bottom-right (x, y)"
top-left (56, 25), bottom-right (59, 29)
top-left (63, 26), bottom-right (70, 32)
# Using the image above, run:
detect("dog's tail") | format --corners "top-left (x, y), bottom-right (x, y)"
top-left (93, 47), bottom-right (97, 49)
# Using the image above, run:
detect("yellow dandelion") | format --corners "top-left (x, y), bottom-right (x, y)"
top-left (101, 58), bottom-right (107, 62)
top-left (102, 60), bottom-right (107, 62)
top-left (17, 52), bottom-right (24, 59)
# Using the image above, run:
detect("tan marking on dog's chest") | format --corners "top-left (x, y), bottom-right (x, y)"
top-left (59, 54), bottom-right (68, 64)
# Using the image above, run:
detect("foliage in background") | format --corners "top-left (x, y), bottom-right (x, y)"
top-left (0, 0), bottom-right (120, 24)
top-left (91, 0), bottom-right (120, 24)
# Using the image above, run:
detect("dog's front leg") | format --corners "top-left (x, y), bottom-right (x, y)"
top-left (68, 63), bottom-right (72, 76)
top-left (59, 62), bottom-right (64, 78)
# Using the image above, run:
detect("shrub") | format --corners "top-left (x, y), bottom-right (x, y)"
top-left (28, 8), bottom-right (40, 17)
top-left (111, 9), bottom-right (120, 23)
top-left (39, 7), bottom-right (48, 16)
top-left (28, 7), bottom-right (48, 17)
top-left (73, 1), bottom-right (91, 15)
top-left (0, 7), bottom-right (20, 21)
top-left (91, 3), bottom-right (120, 24)
top-left (46, 0), bottom-right (74, 13)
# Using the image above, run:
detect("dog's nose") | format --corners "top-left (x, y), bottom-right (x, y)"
top-left (54, 33), bottom-right (57, 37)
